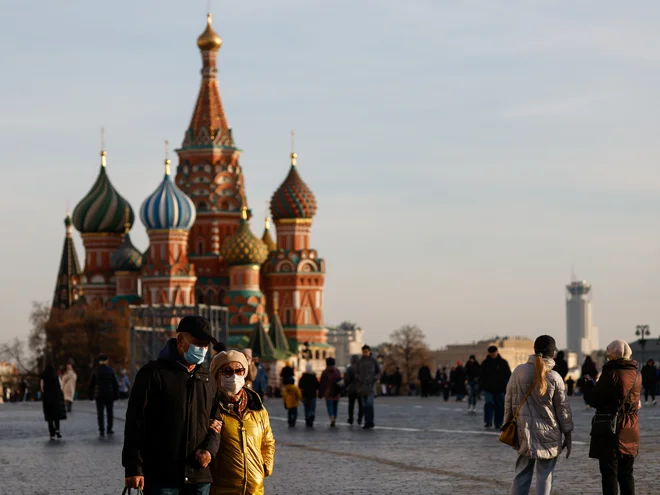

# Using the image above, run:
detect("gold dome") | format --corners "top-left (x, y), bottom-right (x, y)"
top-left (220, 208), bottom-right (269, 266)
top-left (197, 13), bottom-right (222, 51)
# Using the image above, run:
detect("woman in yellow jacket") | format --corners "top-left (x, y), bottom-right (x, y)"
top-left (209, 350), bottom-right (275, 495)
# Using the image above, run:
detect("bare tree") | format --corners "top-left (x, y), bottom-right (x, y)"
top-left (0, 301), bottom-right (50, 377)
top-left (389, 325), bottom-right (429, 386)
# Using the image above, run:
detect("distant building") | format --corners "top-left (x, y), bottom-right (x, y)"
top-left (432, 336), bottom-right (534, 370)
top-left (327, 322), bottom-right (364, 368)
top-left (566, 278), bottom-right (599, 366)
top-left (629, 339), bottom-right (660, 367)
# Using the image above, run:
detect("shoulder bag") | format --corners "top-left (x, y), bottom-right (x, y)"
top-left (499, 383), bottom-right (535, 447)
top-left (591, 372), bottom-right (638, 437)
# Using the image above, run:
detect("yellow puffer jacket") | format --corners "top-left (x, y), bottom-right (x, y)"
top-left (210, 388), bottom-right (275, 495)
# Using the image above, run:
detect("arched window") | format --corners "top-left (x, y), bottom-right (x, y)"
top-left (196, 238), bottom-right (204, 255)
top-left (206, 290), bottom-right (215, 305)
top-left (322, 351), bottom-right (327, 359)
top-left (315, 350), bottom-right (320, 360)
top-left (196, 288), bottom-right (204, 304)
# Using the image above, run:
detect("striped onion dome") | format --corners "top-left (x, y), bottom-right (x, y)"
top-left (72, 151), bottom-right (135, 234)
top-left (270, 152), bottom-right (317, 220)
top-left (220, 208), bottom-right (269, 266)
top-left (140, 159), bottom-right (196, 231)
top-left (110, 232), bottom-right (143, 272)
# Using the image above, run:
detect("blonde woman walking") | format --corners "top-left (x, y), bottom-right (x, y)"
top-left (504, 335), bottom-right (574, 495)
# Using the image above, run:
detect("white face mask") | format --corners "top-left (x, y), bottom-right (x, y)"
top-left (221, 374), bottom-right (245, 395)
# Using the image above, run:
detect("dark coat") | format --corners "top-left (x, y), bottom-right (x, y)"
top-left (587, 359), bottom-right (641, 458)
top-left (418, 365), bottom-right (432, 383)
top-left (41, 369), bottom-right (66, 422)
top-left (280, 366), bottom-right (294, 383)
top-left (122, 339), bottom-right (220, 486)
top-left (641, 363), bottom-right (657, 386)
top-left (553, 358), bottom-right (569, 381)
top-left (299, 372), bottom-right (320, 400)
top-left (480, 355), bottom-right (511, 394)
top-left (464, 361), bottom-right (481, 381)
top-left (319, 366), bottom-right (342, 400)
top-left (450, 366), bottom-right (467, 395)
top-left (89, 364), bottom-right (119, 401)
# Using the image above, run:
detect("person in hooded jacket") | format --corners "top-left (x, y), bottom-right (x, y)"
top-left (343, 355), bottom-right (363, 424)
top-left (587, 340), bottom-right (641, 495)
top-left (299, 363), bottom-right (320, 427)
top-left (122, 316), bottom-right (221, 494)
top-left (504, 335), bottom-right (573, 495)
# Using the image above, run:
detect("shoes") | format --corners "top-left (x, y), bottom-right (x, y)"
top-left (50, 436), bottom-right (55, 441)
top-left (358, 419), bottom-right (363, 425)
top-left (99, 431), bottom-right (105, 437)
top-left (55, 431), bottom-right (62, 439)
top-left (347, 419), bottom-right (353, 425)
top-left (107, 430), bottom-right (114, 435)
top-left (485, 423), bottom-right (492, 428)
top-left (363, 423), bottom-right (375, 429)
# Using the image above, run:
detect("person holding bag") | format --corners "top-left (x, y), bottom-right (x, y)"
top-left (587, 340), bottom-right (641, 495)
top-left (503, 335), bottom-right (573, 495)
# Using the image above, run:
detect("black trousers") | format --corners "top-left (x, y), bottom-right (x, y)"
top-left (96, 398), bottom-right (114, 433)
top-left (47, 419), bottom-right (60, 437)
top-left (348, 393), bottom-right (363, 423)
top-left (643, 385), bottom-right (656, 402)
top-left (420, 381), bottom-right (431, 398)
top-left (287, 407), bottom-right (298, 426)
top-left (66, 400), bottom-right (73, 413)
top-left (599, 455), bottom-right (635, 495)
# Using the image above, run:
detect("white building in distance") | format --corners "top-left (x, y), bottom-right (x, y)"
top-left (566, 278), bottom-right (599, 366)
top-left (326, 322), bottom-right (364, 369)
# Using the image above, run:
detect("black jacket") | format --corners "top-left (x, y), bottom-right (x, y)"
top-left (89, 364), bottom-right (119, 401)
top-left (641, 364), bottom-right (657, 385)
top-left (464, 361), bottom-right (481, 381)
top-left (122, 339), bottom-right (220, 486)
top-left (418, 366), bottom-right (432, 382)
top-left (480, 355), bottom-right (511, 394)
top-left (553, 358), bottom-right (569, 381)
top-left (299, 372), bottom-right (320, 399)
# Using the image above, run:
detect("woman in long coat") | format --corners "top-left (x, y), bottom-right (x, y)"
top-left (40, 364), bottom-right (67, 439)
top-left (61, 363), bottom-right (77, 412)
top-left (587, 340), bottom-right (641, 495)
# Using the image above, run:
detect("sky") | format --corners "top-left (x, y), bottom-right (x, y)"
top-left (1, 0), bottom-right (660, 351)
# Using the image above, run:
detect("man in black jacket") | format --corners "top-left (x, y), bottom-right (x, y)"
top-left (480, 345), bottom-right (511, 429)
top-left (89, 354), bottom-right (119, 436)
top-left (123, 316), bottom-right (221, 494)
top-left (553, 351), bottom-right (569, 382)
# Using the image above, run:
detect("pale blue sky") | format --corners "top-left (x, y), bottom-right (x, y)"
top-left (1, 1), bottom-right (659, 350)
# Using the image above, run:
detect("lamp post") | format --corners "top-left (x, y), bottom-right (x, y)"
top-left (635, 325), bottom-right (650, 365)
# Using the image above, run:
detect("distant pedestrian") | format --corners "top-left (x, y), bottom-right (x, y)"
top-left (481, 345), bottom-right (511, 429)
top-left (465, 355), bottom-right (481, 412)
top-left (299, 363), bottom-right (319, 427)
top-left (566, 377), bottom-right (575, 396)
top-left (553, 351), bottom-right (569, 382)
top-left (343, 355), bottom-right (363, 425)
top-left (118, 369), bottom-right (131, 400)
top-left (319, 357), bottom-right (342, 427)
top-left (252, 356), bottom-right (269, 401)
top-left (451, 361), bottom-right (467, 401)
top-left (587, 340), bottom-right (641, 495)
top-left (505, 335), bottom-right (573, 495)
top-left (280, 361), bottom-right (295, 389)
top-left (436, 367), bottom-right (450, 401)
top-left (641, 359), bottom-right (657, 406)
top-left (89, 354), bottom-right (119, 437)
top-left (61, 363), bottom-right (77, 413)
top-left (418, 363), bottom-right (433, 398)
top-left (356, 345), bottom-right (380, 429)
top-left (40, 364), bottom-right (66, 440)
top-left (581, 356), bottom-right (599, 409)
top-left (20, 379), bottom-right (30, 402)
top-left (391, 367), bottom-right (402, 396)
top-left (282, 376), bottom-right (302, 427)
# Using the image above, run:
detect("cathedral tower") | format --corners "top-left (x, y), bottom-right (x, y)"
top-left (52, 213), bottom-right (82, 309)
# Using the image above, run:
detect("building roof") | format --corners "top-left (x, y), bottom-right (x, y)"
top-left (110, 232), bottom-right (143, 272)
top-left (197, 13), bottom-right (222, 51)
top-left (52, 213), bottom-right (81, 309)
top-left (270, 152), bottom-right (317, 220)
top-left (268, 312), bottom-right (290, 353)
top-left (220, 208), bottom-right (269, 266)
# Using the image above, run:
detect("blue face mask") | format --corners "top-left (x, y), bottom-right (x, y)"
top-left (183, 338), bottom-right (208, 365)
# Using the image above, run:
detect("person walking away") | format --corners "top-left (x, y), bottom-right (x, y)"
top-left (436, 367), bottom-right (450, 401)
top-left (319, 357), bottom-right (342, 427)
top-left (118, 369), bottom-right (131, 400)
top-left (465, 355), bottom-right (481, 412)
top-left (242, 349), bottom-right (258, 389)
top-left (566, 377), bottom-right (575, 396)
top-left (280, 361), bottom-right (294, 390)
top-left (123, 316), bottom-right (221, 494)
top-left (89, 354), bottom-right (119, 437)
top-left (344, 355), bottom-right (363, 424)
top-left (282, 376), bottom-right (302, 427)
top-left (208, 351), bottom-right (275, 495)
top-left (380, 370), bottom-right (390, 396)
top-left (299, 363), bottom-right (319, 427)
top-left (252, 356), bottom-right (268, 401)
top-left (356, 345), bottom-right (380, 429)
top-left (481, 345), bottom-right (512, 428)
top-left (505, 335), bottom-right (573, 495)
top-left (641, 359), bottom-right (657, 406)
top-left (40, 364), bottom-right (67, 439)
top-left (391, 367), bottom-right (402, 396)
top-left (451, 361), bottom-right (467, 401)
top-left (61, 363), bottom-right (77, 413)
top-left (553, 351), bottom-right (569, 382)
top-left (418, 363), bottom-right (433, 398)
top-left (587, 340), bottom-right (641, 495)
top-left (20, 379), bottom-right (30, 401)
top-left (582, 356), bottom-right (599, 409)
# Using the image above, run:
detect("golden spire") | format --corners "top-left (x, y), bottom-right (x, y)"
top-left (265, 217), bottom-right (271, 230)
top-left (241, 205), bottom-right (248, 220)
top-left (197, 13), bottom-right (222, 51)
top-left (290, 129), bottom-right (297, 167)
top-left (164, 139), bottom-right (171, 176)
top-left (100, 127), bottom-right (107, 167)
top-left (123, 205), bottom-right (131, 234)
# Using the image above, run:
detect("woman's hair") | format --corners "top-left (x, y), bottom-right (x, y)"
top-left (533, 335), bottom-right (556, 396)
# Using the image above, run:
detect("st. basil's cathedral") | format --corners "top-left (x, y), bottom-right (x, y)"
top-left (51, 14), bottom-right (330, 367)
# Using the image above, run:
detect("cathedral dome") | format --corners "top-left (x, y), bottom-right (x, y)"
top-left (220, 208), bottom-right (269, 266)
top-left (110, 232), bottom-right (143, 272)
top-left (140, 159), bottom-right (196, 231)
top-left (270, 152), bottom-right (317, 220)
top-left (197, 13), bottom-right (222, 51)
top-left (72, 151), bottom-right (135, 234)
top-left (261, 217), bottom-right (277, 252)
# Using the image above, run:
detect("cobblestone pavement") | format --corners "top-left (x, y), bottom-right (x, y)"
top-left (1, 396), bottom-right (658, 494)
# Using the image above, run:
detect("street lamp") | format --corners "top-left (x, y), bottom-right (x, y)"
top-left (635, 325), bottom-right (651, 365)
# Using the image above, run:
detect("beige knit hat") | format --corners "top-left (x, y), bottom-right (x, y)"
top-left (606, 340), bottom-right (633, 360)
top-left (210, 350), bottom-right (249, 379)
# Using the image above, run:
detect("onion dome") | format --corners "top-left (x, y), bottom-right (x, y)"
top-left (72, 150), bottom-right (135, 234)
top-left (110, 217), bottom-right (143, 272)
top-left (197, 13), bottom-right (222, 51)
top-left (261, 217), bottom-right (277, 252)
top-left (270, 151), bottom-right (317, 220)
top-left (220, 207), bottom-right (269, 266)
top-left (140, 155), bottom-right (196, 231)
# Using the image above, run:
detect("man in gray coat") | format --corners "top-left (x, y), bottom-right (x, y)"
top-left (356, 345), bottom-right (380, 429)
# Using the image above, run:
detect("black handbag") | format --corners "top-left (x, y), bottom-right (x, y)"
top-left (590, 373), bottom-right (638, 437)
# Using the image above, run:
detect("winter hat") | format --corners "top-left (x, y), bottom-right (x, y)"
top-left (606, 340), bottom-right (633, 360)
top-left (210, 350), bottom-right (249, 379)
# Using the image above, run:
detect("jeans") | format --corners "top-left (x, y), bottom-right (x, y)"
top-left (47, 419), bottom-right (60, 437)
top-left (484, 391), bottom-right (505, 427)
top-left (510, 455), bottom-right (557, 495)
top-left (96, 398), bottom-right (114, 433)
top-left (326, 399), bottom-right (338, 419)
top-left (468, 380), bottom-right (479, 407)
top-left (599, 455), bottom-right (635, 495)
top-left (144, 484), bottom-right (211, 495)
top-left (302, 397), bottom-right (316, 426)
top-left (347, 393), bottom-right (363, 423)
top-left (287, 407), bottom-right (298, 426)
top-left (362, 394), bottom-right (375, 426)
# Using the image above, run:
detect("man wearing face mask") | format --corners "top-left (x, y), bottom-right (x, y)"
top-left (123, 316), bottom-right (222, 495)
